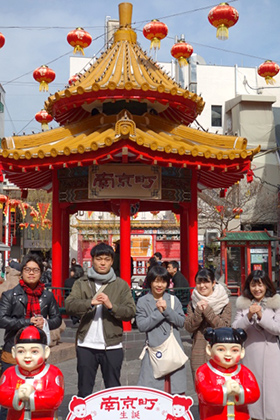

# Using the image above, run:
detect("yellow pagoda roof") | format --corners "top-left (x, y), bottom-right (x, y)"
top-left (44, 3), bottom-right (204, 126)
top-left (1, 111), bottom-right (259, 163)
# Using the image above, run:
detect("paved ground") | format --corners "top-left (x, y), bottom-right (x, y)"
top-left (55, 328), bottom-right (200, 420)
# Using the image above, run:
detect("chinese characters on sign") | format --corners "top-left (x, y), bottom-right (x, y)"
top-left (67, 387), bottom-right (194, 420)
top-left (88, 165), bottom-right (161, 199)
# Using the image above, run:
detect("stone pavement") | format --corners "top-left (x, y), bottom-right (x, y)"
top-left (55, 325), bottom-right (200, 420)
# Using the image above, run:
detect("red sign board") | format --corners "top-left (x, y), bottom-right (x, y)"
top-left (156, 240), bottom-right (180, 260)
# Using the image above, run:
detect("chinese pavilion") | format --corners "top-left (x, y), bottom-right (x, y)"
top-left (0, 3), bottom-right (259, 291)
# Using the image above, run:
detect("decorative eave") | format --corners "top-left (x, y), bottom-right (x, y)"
top-left (44, 3), bottom-right (205, 126)
top-left (0, 111), bottom-right (259, 163)
top-left (0, 111), bottom-right (260, 191)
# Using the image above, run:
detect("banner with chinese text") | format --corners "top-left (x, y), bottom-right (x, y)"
top-left (88, 165), bottom-right (161, 199)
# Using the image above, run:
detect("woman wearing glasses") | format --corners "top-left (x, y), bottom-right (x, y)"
top-left (0, 253), bottom-right (61, 418)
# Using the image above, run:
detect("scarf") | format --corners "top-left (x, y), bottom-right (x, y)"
top-left (191, 282), bottom-right (229, 315)
top-left (87, 267), bottom-right (116, 284)
top-left (20, 279), bottom-right (45, 318)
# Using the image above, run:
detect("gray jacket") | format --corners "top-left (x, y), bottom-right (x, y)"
top-left (136, 291), bottom-right (187, 394)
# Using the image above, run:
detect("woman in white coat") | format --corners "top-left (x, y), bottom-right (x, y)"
top-left (232, 270), bottom-right (280, 420)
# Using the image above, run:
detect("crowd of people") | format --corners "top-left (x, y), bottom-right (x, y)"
top-left (0, 244), bottom-right (279, 420)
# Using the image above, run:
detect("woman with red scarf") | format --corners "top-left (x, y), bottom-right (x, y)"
top-left (0, 253), bottom-right (61, 420)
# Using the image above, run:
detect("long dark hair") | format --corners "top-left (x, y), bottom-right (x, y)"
top-left (242, 270), bottom-right (276, 299)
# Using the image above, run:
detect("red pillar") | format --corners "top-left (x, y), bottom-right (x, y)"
top-left (240, 246), bottom-right (246, 290)
top-left (52, 170), bottom-right (62, 288)
top-left (188, 169), bottom-right (198, 287)
top-left (120, 200), bottom-right (131, 332)
top-left (180, 205), bottom-right (189, 281)
top-left (61, 208), bottom-right (70, 285)
top-left (268, 243), bottom-right (272, 279)
top-left (246, 244), bottom-right (251, 276)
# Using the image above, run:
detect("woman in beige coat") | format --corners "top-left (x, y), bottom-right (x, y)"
top-left (184, 268), bottom-right (231, 380)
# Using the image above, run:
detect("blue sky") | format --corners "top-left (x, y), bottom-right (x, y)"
top-left (0, 0), bottom-right (279, 137)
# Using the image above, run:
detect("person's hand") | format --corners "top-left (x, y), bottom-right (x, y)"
top-left (91, 292), bottom-right (112, 310)
top-left (18, 383), bottom-right (34, 401)
top-left (226, 379), bottom-right (240, 396)
top-left (30, 315), bottom-right (45, 329)
top-left (197, 299), bottom-right (208, 311)
top-left (156, 298), bottom-right (167, 313)
top-left (248, 303), bottom-right (262, 320)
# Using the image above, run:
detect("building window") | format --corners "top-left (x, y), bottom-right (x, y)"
top-left (211, 105), bottom-right (222, 127)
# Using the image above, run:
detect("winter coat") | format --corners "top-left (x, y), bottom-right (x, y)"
top-left (0, 283), bottom-right (62, 353)
top-left (65, 275), bottom-right (136, 347)
top-left (184, 300), bottom-right (232, 379)
top-left (232, 294), bottom-right (280, 420)
top-left (136, 291), bottom-right (187, 394)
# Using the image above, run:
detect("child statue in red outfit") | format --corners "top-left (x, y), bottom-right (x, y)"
top-left (0, 325), bottom-right (64, 420)
top-left (195, 327), bottom-right (260, 420)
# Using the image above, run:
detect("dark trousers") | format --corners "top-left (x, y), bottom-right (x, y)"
top-left (0, 360), bottom-right (13, 420)
top-left (77, 346), bottom-right (124, 398)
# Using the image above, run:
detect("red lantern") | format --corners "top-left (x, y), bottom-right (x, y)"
top-left (67, 28), bottom-right (92, 55)
top-left (0, 194), bottom-right (7, 209)
top-left (33, 65), bottom-right (56, 92)
top-left (35, 109), bottom-right (53, 131)
top-left (143, 20), bottom-right (168, 50)
top-left (68, 74), bottom-right (80, 86)
top-left (0, 33), bottom-right (5, 49)
top-left (208, 2), bottom-right (239, 40)
top-left (246, 169), bottom-right (254, 183)
top-left (171, 39), bottom-right (193, 67)
top-left (258, 60), bottom-right (280, 85)
top-left (9, 199), bottom-right (20, 212)
top-left (30, 223), bottom-right (35, 230)
top-left (19, 223), bottom-right (25, 230)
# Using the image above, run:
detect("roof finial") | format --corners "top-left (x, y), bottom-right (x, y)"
top-left (119, 3), bottom-right (132, 28)
top-left (114, 3), bottom-right (136, 44)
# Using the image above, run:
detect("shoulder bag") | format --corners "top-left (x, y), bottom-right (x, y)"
top-left (139, 294), bottom-right (188, 379)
